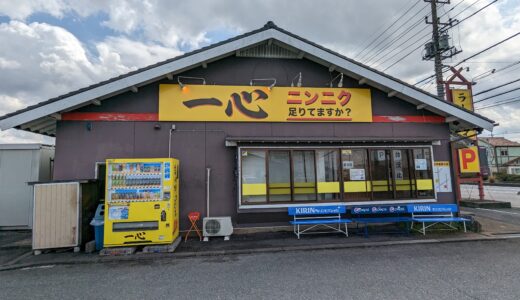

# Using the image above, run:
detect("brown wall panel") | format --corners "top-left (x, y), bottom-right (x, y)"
top-left (54, 56), bottom-right (453, 229)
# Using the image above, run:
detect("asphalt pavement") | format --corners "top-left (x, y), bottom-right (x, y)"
top-left (462, 206), bottom-right (520, 233)
top-left (461, 184), bottom-right (520, 207)
top-left (1, 239), bottom-right (520, 299)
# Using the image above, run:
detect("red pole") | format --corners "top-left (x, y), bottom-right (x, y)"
top-left (451, 144), bottom-right (461, 205)
top-left (444, 67), bottom-right (485, 201)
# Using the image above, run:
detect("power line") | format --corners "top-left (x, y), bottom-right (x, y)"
top-left (474, 86), bottom-right (520, 103)
top-left (374, 32), bottom-right (431, 69)
top-left (473, 78), bottom-right (520, 96)
top-left (413, 0), bottom-right (500, 85)
top-left (382, 41), bottom-right (427, 72)
top-left (475, 60), bottom-right (520, 81)
top-left (442, 0), bottom-right (498, 31)
top-left (380, 0), bottom-right (484, 74)
top-left (352, 0), bottom-right (420, 56)
top-left (414, 30), bottom-right (520, 85)
top-left (369, 0), bottom-right (466, 67)
top-left (475, 97), bottom-right (520, 110)
top-left (361, 4), bottom-right (430, 64)
top-left (355, 0), bottom-right (423, 59)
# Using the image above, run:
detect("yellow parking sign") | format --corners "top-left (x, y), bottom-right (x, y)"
top-left (458, 146), bottom-right (480, 173)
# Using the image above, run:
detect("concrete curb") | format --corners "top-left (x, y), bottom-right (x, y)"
top-left (464, 182), bottom-right (520, 187)
top-left (2, 234), bottom-right (520, 272)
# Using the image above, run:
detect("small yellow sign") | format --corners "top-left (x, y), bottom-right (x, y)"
top-left (434, 161), bottom-right (450, 167)
top-left (159, 85), bottom-right (372, 122)
top-left (457, 129), bottom-right (477, 140)
top-left (458, 146), bottom-right (480, 173)
top-left (452, 89), bottom-right (473, 111)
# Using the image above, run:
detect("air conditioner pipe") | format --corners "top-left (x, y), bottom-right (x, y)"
top-left (206, 167), bottom-right (211, 218)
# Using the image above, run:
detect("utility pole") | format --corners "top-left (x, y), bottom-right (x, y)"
top-left (491, 133), bottom-right (500, 175)
top-left (423, 0), bottom-right (461, 99)
top-left (429, 0), bottom-right (444, 99)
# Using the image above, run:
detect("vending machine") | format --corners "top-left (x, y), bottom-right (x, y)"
top-left (104, 158), bottom-right (179, 247)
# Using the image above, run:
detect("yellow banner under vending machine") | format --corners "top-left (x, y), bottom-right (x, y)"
top-left (103, 158), bottom-right (179, 247)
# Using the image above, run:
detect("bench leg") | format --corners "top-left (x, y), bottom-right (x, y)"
top-left (345, 223), bottom-right (349, 237)
top-left (297, 224), bottom-right (300, 239)
top-left (463, 221), bottom-right (467, 233)
top-left (422, 222), bottom-right (426, 235)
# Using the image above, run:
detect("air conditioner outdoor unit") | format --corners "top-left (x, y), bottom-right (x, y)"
top-left (203, 217), bottom-right (233, 241)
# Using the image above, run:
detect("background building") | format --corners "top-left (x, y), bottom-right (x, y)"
top-left (0, 144), bottom-right (54, 229)
top-left (479, 137), bottom-right (520, 174)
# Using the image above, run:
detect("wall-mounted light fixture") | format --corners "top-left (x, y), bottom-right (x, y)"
top-left (250, 78), bottom-right (277, 90)
top-left (177, 76), bottom-right (206, 89)
top-left (290, 72), bottom-right (302, 87)
top-left (329, 73), bottom-right (344, 88)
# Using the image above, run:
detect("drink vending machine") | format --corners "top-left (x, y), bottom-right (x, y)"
top-left (104, 158), bottom-right (179, 247)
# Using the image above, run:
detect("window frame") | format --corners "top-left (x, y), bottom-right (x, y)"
top-left (238, 145), bottom-right (437, 209)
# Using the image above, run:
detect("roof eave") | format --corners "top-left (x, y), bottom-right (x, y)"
top-left (0, 25), bottom-right (495, 132)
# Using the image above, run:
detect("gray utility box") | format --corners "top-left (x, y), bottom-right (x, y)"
top-left (0, 144), bottom-right (54, 229)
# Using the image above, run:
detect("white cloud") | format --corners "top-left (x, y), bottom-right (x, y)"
top-left (96, 36), bottom-right (182, 68)
top-left (0, 0), bottom-right (66, 20)
top-left (0, 95), bottom-right (25, 116)
top-left (0, 128), bottom-right (54, 144)
top-left (0, 57), bottom-right (21, 69)
top-left (0, 20), bottom-right (183, 143)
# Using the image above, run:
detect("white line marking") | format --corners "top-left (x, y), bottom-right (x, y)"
top-left (476, 208), bottom-right (520, 216)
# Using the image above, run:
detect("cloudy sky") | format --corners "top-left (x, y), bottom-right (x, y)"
top-left (0, 0), bottom-right (519, 144)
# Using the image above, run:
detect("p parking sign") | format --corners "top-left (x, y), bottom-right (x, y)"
top-left (458, 146), bottom-right (480, 173)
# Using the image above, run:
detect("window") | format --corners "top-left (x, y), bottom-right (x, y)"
top-left (393, 149), bottom-right (413, 199)
top-left (268, 150), bottom-right (291, 202)
top-left (241, 150), bottom-right (266, 204)
top-left (239, 147), bottom-right (435, 206)
top-left (342, 149), bottom-right (370, 201)
top-left (292, 150), bottom-right (316, 201)
top-left (500, 149), bottom-right (508, 156)
top-left (412, 148), bottom-right (434, 198)
top-left (369, 149), bottom-right (393, 200)
top-left (316, 150), bottom-right (340, 201)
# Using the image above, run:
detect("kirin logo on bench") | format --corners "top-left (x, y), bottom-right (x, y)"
top-left (412, 205), bottom-right (453, 213)
top-left (296, 207), bottom-right (339, 214)
top-left (413, 205), bottom-right (432, 212)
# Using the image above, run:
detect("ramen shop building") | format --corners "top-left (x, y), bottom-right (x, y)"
top-left (0, 22), bottom-right (494, 229)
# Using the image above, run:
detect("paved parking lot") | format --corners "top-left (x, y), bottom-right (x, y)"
top-left (461, 184), bottom-right (520, 207)
top-left (2, 239), bottom-right (520, 299)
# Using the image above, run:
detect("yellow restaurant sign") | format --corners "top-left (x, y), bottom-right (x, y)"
top-left (159, 84), bottom-right (372, 122)
top-left (457, 129), bottom-right (477, 141)
top-left (451, 89), bottom-right (473, 111)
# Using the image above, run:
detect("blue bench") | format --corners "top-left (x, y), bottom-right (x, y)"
top-left (288, 206), bottom-right (351, 239)
top-left (407, 204), bottom-right (470, 235)
top-left (350, 205), bottom-right (412, 237)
